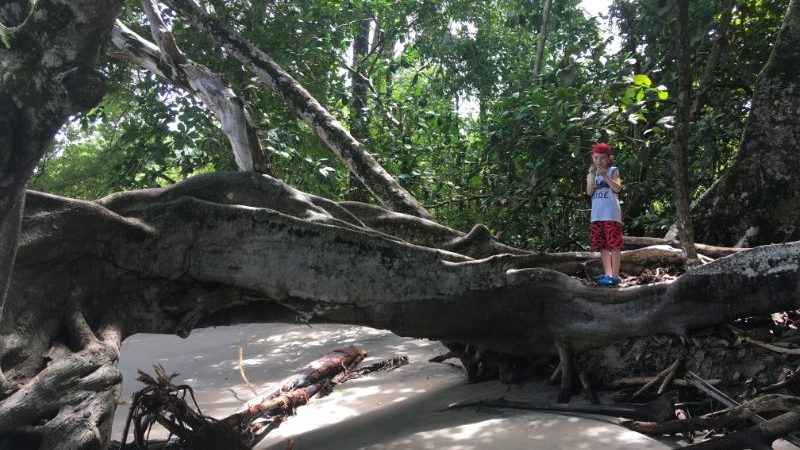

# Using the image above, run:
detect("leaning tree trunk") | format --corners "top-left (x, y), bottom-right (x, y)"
top-left (678, 0), bottom-right (800, 247)
top-left (164, 0), bottom-right (431, 219)
top-left (110, 0), bottom-right (272, 174)
top-left (532, 0), bottom-right (554, 76)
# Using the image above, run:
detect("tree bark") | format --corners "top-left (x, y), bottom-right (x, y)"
top-left (532, 0), bottom-right (554, 76)
top-left (4, 172), bottom-right (800, 358)
top-left (164, 0), bottom-right (431, 219)
top-left (690, 0), bottom-right (735, 122)
top-left (0, 0), bottom-right (123, 318)
top-left (346, 10), bottom-right (373, 203)
top-left (672, 0), bottom-right (700, 266)
top-left (680, 0), bottom-right (800, 247)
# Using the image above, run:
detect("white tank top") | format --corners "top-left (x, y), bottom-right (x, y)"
top-left (591, 166), bottom-right (621, 222)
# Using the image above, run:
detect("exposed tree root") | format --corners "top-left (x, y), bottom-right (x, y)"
top-left (0, 312), bottom-right (122, 449)
top-left (445, 395), bottom-right (676, 422)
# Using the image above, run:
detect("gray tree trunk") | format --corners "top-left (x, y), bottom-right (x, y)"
top-left (532, 0), bottom-right (554, 76)
top-left (672, 0), bottom-right (700, 266)
top-left (346, 11), bottom-right (373, 203)
top-left (0, 0), bottom-right (122, 317)
top-left (0, 0), bottom-right (123, 446)
top-left (678, 0), bottom-right (800, 247)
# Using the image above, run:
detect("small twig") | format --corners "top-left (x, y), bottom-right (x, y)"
top-left (238, 345), bottom-right (259, 397)
top-left (631, 363), bottom-right (674, 399)
top-left (744, 336), bottom-right (800, 355)
top-left (658, 357), bottom-right (683, 394)
top-left (728, 324), bottom-right (800, 355)
top-left (612, 377), bottom-right (720, 388)
top-left (549, 361), bottom-right (562, 383)
top-left (429, 351), bottom-right (457, 363)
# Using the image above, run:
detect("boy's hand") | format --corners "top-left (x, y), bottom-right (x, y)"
top-left (588, 164), bottom-right (596, 174)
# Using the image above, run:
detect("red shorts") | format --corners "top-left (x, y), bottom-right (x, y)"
top-left (590, 221), bottom-right (624, 251)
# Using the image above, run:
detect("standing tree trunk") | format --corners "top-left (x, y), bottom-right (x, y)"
top-left (672, 0), bottom-right (700, 266)
top-left (346, 11), bottom-right (373, 203)
top-left (690, 0), bottom-right (735, 122)
top-left (0, 0), bottom-right (124, 445)
top-left (532, 0), bottom-right (554, 76)
top-left (683, 0), bottom-right (800, 247)
top-left (0, 0), bottom-right (123, 317)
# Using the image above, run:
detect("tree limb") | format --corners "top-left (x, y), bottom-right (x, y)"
top-left (163, 0), bottom-right (431, 219)
top-left (111, 19), bottom-right (272, 174)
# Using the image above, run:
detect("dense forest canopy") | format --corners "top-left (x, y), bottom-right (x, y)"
top-left (29, 0), bottom-right (789, 249)
top-left (3, 0), bottom-right (800, 449)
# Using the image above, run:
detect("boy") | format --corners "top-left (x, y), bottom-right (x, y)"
top-left (586, 143), bottom-right (623, 286)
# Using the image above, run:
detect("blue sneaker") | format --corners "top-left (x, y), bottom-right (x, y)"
top-left (608, 276), bottom-right (621, 286)
top-left (596, 275), bottom-right (611, 285)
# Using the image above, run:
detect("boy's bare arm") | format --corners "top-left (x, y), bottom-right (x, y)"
top-left (600, 170), bottom-right (622, 193)
top-left (586, 165), bottom-right (596, 196)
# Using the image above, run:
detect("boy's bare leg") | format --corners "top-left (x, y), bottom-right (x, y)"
top-left (611, 248), bottom-right (622, 277)
top-left (601, 249), bottom-right (613, 276)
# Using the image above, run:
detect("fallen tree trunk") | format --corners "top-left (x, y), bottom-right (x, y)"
top-left (5, 171), bottom-right (800, 360)
top-left (3, 178), bottom-right (800, 448)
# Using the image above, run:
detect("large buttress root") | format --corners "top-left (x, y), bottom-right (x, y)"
top-left (0, 312), bottom-right (122, 449)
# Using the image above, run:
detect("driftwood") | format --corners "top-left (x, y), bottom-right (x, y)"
top-left (224, 346), bottom-right (366, 430)
top-left (116, 346), bottom-right (367, 449)
top-left (623, 236), bottom-right (745, 259)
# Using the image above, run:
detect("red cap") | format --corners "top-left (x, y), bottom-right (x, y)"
top-left (591, 143), bottom-right (611, 155)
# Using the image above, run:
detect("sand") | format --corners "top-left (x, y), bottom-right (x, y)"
top-left (111, 323), bottom-right (675, 449)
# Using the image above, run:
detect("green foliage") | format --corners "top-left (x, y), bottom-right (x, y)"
top-left (35, 0), bottom-right (790, 251)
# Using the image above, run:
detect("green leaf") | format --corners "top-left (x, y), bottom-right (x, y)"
top-left (657, 90), bottom-right (669, 101)
top-left (632, 74), bottom-right (652, 88)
